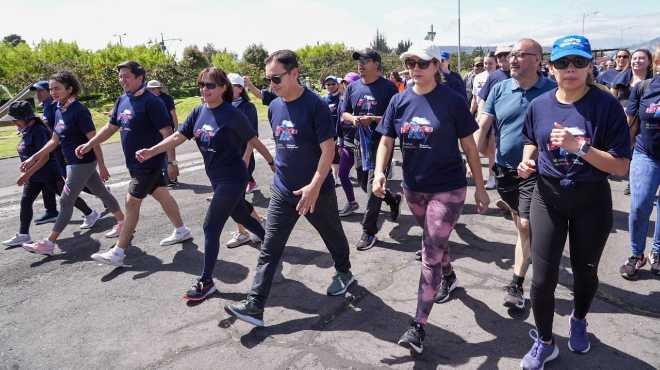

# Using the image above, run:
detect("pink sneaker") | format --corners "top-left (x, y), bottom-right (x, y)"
top-left (22, 240), bottom-right (55, 256)
top-left (104, 222), bottom-right (124, 238)
top-left (246, 180), bottom-right (257, 194)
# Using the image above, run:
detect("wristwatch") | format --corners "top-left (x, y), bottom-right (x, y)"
top-left (168, 160), bottom-right (178, 166)
top-left (575, 143), bottom-right (591, 158)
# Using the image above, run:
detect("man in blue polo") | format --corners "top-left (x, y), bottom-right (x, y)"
top-left (476, 38), bottom-right (556, 310)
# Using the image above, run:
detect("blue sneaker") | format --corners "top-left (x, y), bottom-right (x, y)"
top-left (568, 316), bottom-right (590, 354)
top-left (520, 329), bottom-right (559, 370)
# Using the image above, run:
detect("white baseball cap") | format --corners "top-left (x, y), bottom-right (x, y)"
top-left (227, 73), bottom-right (245, 87)
top-left (400, 40), bottom-right (443, 61)
top-left (146, 80), bottom-right (162, 88)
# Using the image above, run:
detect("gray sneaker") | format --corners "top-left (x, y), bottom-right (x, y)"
top-left (326, 271), bottom-right (355, 296)
top-left (338, 202), bottom-right (359, 217)
top-left (225, 296), bottom-right (265, 327)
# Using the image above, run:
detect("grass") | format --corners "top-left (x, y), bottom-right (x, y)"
top-left (0, 94), bottom-right (268, 159)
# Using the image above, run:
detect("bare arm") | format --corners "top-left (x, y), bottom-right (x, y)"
top-left (476, 113), bottom-right (495, 155)
top-left (158, 126), bottom-right (176, 162)
top-left (20, 135), bottom-right (59, 173)
top-left (244, 77), bottom-right (263, 100)
top-left (460, 134), bottom-right (490, 213)
top-left (372, 136), bottom-right (395, 198)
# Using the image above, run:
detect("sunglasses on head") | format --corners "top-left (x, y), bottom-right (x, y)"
top-left (404, 58), bottom-right (433, 70)
top-left (552, 57), bottom-right (590, 70)
top-left (264, 71), bottom-right (289, 85)
top-left (198, 82), bottom-right (221, 90)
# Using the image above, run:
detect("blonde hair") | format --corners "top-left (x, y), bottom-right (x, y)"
top-left (655, 45), bottom-right (660, 74)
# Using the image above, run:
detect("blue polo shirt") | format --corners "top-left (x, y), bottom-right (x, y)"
top-left (627, 76), bottom-right (660, 160)
top-left (478, 69), bottom-right (511, 101)
top-left (484, 76), bottom-right (557, 168)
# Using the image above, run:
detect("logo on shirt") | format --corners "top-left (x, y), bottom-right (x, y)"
top-left (194, 123), bottom-right (218, 151)
top-left (400, 116), bottom-right (434, 149)
top-left (17, 141), bottom-right (26, 156)
top-left (548, 126), bottom-right (591, 168)
top-left (118, 109), bottom-right (133, 131)
top-left (356, 95), bottom-right (377, 114)
top-left (275, 120), bottom-right (298, 143)
top-left (646, 103), bottom-right (660, 117)
top-left (54, 119), bottom-right (65, 133)
top-left (328, 103), bottom-right (337, 113)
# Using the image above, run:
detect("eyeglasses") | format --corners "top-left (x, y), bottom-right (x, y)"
top-left (264, 71), bottom-right (289, 85)
top-left (509, 52), bottom-right (537, 59)
top-left (198, 82), bottom-right (221, 90)
top-left (474, 63), bottom-right (484, 68)
top-left (616, 55), bottom-right (630, 59)
top-left (404, 58), bottom-right (433, 70)
top-left (552, 57), bottom-right (590, 70)
top-left (357, 57), bottom-right (374, 65)
top-left (232, 84), bottom-right (243, 88)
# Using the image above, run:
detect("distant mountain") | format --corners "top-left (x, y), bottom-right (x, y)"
top-left (626, 36), bottom-right (660, 51)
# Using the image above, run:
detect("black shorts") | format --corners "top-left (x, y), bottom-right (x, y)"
top-left (128, 168), bottom-right (168, 199)
top-left (494, 164), bottom-right (536, 219)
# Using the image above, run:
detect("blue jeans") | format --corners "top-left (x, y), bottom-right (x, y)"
top-left (629, 150), bottom-right (660, 257)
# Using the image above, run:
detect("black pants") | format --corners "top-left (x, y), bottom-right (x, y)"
top-left (361, 169), bottom-right (396, 236)
top-left (530, 176), bottom-right (613, 341)
top-left (20, 178), bottom-right (93, 234)
top-left (249, 186), bottom-right (351, 306)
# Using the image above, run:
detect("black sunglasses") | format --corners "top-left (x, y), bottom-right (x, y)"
top-left (198, 82), bottom-right (222, 90)
top-left (264, 71), bottom-right (289, 85)
top-left (404, 58), bottom-right (433, 70)
top-left (357, 57), bottom-right (374, 65)
top-left (474, 63), bottom-right (484, 68)
top-left (552, 57), bottom-right (590, 70)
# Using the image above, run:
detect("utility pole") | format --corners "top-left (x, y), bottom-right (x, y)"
top-left (581, 11), bottom-right (599, 34)
top-left (158, 32), bottom-right (182, 53)
top-left (457, 0), bottom-right (462, 72)
top-left (113, 33), bottom-right (127, 46)
top-left (425, 24), bottom-right (436, 41)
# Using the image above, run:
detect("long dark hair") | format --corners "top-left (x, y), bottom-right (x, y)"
top-left (197, 67), bottom-right (233, 102)
top-left (632, 49), bottom-right (654, 78)
top-left (237, 85), bottom-right (250, 102)
top-left (50, 70), bottom-right (82, 97)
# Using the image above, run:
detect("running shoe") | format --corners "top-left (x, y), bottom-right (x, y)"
top-left (160, 226), bottom-right (193, 246)
top-left (434, 271), bottom-right (458, 303)
top-left (338, 201), bottom-right (359, 217)
top-left (355, 233), bottom-right (377, 251)
top-left (397, 321), bottom-right (425, 354)
top-left (80, 210), bottom-right (100, 229)
top-left (91, 247), bottom-right (125, 267)
top-left (224, 296), bottom-right (265, 327)
top-left (326, 271), bottom-right (355, 296)
top-left (568, 315), bottom-right (590, 354)
top-left (650, 251), bottom-right (660, 276)
top-left (389, 193), bottom-right (402, 222)
top-left (226, 232), bottom-right (251, 249)
top-left (3, 233), bottom-right (32, 247)
top-left (504, 283), bottom-right (525, 309)
top-left (22, 239), bottom-right (55, 256)
top-left (104, 222), bottom-right (124, 238)
top-left (183, 278), bottom-right (217, 301)
top-left (485, 175), bottom-right (496, 190)
top-left (34, 211), bottom-right (59, 225)
top-left (620, 255), bottom-right (647, 280)
top-left (520, 329), bottom-right (559, 370)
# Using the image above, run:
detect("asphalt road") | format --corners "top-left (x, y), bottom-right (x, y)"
top-left (0, 123), bottom-right (658, 370)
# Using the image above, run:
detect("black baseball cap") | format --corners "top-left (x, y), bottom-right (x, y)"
top-left (0, 101), bottom-right (36, 122)
top-left (29, 80), bottom-right (49, 91)
top-left (116, 60), bottom-right (146, 77)
top-left (352, 49), bottom-right (381, 63)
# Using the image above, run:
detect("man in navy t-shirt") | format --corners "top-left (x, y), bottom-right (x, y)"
top-left (341, 49), bottom-right (402, 251)
top-left (476, 38), bottom-right (557, 310)
top-left (225, 50), bottom-right (354, 327)
top-left (75, 61), bottom-right (192, 262)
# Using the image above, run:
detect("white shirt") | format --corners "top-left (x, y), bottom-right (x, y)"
top-left (472, 70), bottom-right (491, 98)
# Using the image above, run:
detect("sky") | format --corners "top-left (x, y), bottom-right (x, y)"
top-left (3, 0), bottom-right (659, 58)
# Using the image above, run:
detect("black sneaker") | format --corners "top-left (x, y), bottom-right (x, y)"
top-left (390, 193), bottom-right (402, 222)
top-left (34, 211), bottom-right (59, 225)
top-left (434, 272), bottom-right (458, 303)
top-left (397, 321), bottom-right (425, 354)
top-left (620, 255), bottom-right (647, 280)
top-left (183, 278), bottom-right (217, 301)
top-left (225, 296), bottom-right (265, 327)
top-left (355, 233), bottom-right (377, 251)
top-left (415, 249), bottom-right (422, 261)
top-left (167, 180), bottom-right (179, 188)
top-left (650, 252), bottom-right (660, 276)
top-left (503, 283), bottom-right (525, 309)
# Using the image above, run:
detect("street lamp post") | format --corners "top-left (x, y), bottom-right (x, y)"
top-left (581, 11), bottom-right (599, 34)
top-left (113, 33), bottom-right (127, 46)
top-left (457, 0), bottom-right (462, 72)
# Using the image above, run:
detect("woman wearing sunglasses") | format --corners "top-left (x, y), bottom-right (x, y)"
top-left (611, 48), bottom-right (654, 107)
top-left (373, 40), bottom-right (489, 355)
top-left (518, 35), bottom-right (631, 370)
top-left (135, 67), bottom-right (275, 301)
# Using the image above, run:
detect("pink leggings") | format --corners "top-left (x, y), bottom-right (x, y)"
top-left (404, 187), bottom-right (466, 325)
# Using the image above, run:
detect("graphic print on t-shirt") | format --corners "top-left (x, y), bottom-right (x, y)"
top-left (54, 119), bottom-right (65, 133)
top-left (646, 103), bottom-right (660, 126)
top-left (400, 116), bottom-right (434, 149)
top-left (357, 95), bottom-right (377, 115)
top-left (118, 109), bottom-right (133, 131)
top-left (275, 120), bottom-right (299, 148)
top-left (547, 126), bottom-right (591, 169)
top-left (194, 123), bottom-right (218, 152)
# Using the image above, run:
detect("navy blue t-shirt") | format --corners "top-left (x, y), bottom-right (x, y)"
top-left (627, 76), bottom-right (660, 160)
top-left (235, 99), bottom-right (259, 154)
top-left (478, 69), bottom-right (511, 101)
top-left (443, 71), bottom-right (467, 102)
top-left (158, 93), bottom-right (176, 128)
top-left (522, 87), bottom-right (631, 182)
top-left (341, 77), bottom-right (398, 170)
top-left (53, 101), bottom-right (96, 165)
top-left (612, 69), bottom-right (634, 103)
top-left (324, 92), bottom-right (341, 128)
top-left (18, 123), bottom-right (59, 182)
top-left (109, 90), bottom-right (171, 172)
top-left (41, 97), bottom-right (58, 131)
top-left (377, 84), bottom-right (478, 193)
top-left (180, 102), bottom-right (256, 185)
top-left (596, 68), bottom-right (620, 88)
top-left (269, 88), bottom-right (335, 196)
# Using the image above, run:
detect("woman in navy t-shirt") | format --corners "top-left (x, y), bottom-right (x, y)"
top-left (374, 41), bottom-right (490, 355)
top-left (518, 35), bottom-right (631, 369)
top-left (622, 46), bottom-right (660, 278)
top-left (136, 68), bottom-right (275, 301)
top-left (611, 48), bottom-right (654, 108)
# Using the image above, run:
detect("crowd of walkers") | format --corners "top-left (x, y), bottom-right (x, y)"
top-left (1, 33), bottom-right (658, 370)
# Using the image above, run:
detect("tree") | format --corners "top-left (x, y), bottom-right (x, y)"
top-left (182, 45), bottom-right (209, 70)
top-left (202, 43), bottom-right (219, 62)
top-left (471, 46), bottom-right (485, 58)
top-left (3, 34), bottom-right (25, 47)
top-left (370, 29), bottom-right (391, 54)
top-left (395, 40), bottom-right (412, 55)
top-left (211, 51), bottom-right (239, 73)
top-left (242, 43), bottom-right (269, 71)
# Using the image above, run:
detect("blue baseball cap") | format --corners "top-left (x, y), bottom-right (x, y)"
top-left (29, 80), bottom-right (49, 91)
top-left (550, 35), bottom-right (592, 62)
top-left (439, 51), bottom-right (450, 61)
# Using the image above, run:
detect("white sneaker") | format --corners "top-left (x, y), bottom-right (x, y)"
top-left (91, 248), bottom-right (126, 267)
top-left (3, 233), bottom-right (32, 247)
top-left (160, 226), bottom-right (193, 246)
top-left (226, 232), bottom-right (250, 248)
top-left (485, 175), bottom-right (496, 190)
top-left (104, 222), bottom-right (124, 238)
top-left (80, 210), bottom-right (100, 229)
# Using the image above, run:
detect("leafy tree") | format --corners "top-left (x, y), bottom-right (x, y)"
top-left (370, 29), bottom-right (391, 54)
top-left (395, 39), bottom-right (412, 55)
top-left (3, 34), bottom-right (25, 47)
top-left (211, 51), bottom-right (240, 73)
top-left (202, 43), bottom-right (219, 62)
top-left (242, 44), bottom-right (269, 71)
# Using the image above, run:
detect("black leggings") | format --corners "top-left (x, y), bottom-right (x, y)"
top-left (530, 176), bottom-right (613, 341)
top-left (20, 178), bottom-right (93, 234)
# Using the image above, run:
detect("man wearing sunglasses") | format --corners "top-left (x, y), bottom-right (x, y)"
top-left (225, 50), bottom-right (354, 327)
top-left (476, 39), bottom-right (556, 310)
top-left (465, 57), bottom-right (484, 109)
top-left (341, 49), bottom-right (401, 251)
